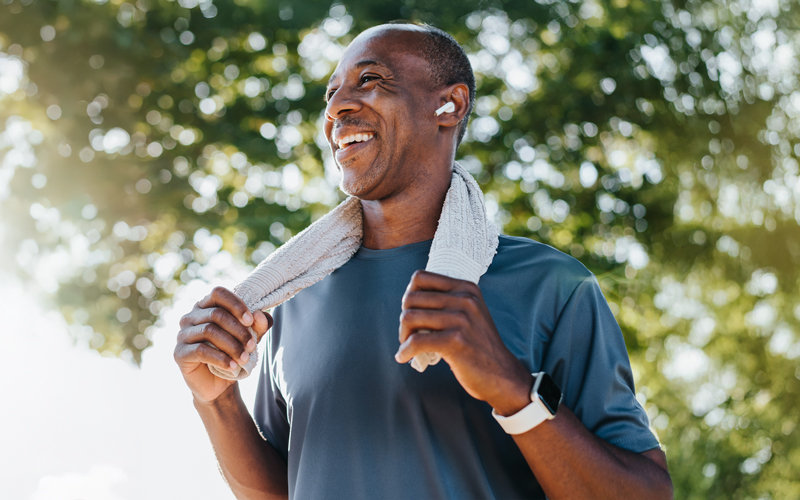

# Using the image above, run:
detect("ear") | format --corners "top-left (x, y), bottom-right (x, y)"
top-left (434, 83), bottom-right (470, 129)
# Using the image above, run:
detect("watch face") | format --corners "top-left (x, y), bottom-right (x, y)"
top-left (537, 373), bottom-right (562, 415)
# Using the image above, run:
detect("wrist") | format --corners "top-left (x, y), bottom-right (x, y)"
top-left (193, 383), bottom-right (240, 411)
top-left (488, 371), bottom-right (535, 417)
top-left (492, 371), bottom-right (563, 435)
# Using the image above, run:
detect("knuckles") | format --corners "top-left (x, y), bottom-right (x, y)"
top-left (399, 309), bottom-right (415, 324)
top-left (401, 292), bottom-right (410, 309)
top-left (449, 330), bottom-right (467, 350)
top-left (200, 323), bottom-right (216, 337)
top-left (410, 269), bottom-right (425, 282)
top-left (400, 291), bottom-right (418, 310)
top-left (209, 307), bottom-right (227, 325)
top-left (408, 269), bottom-right (433, 289)
top-left (179, 312), bottom-right (193, 329)
top-left (460, 294), bottom-right (480, 315)
top-left (453, 309), bottom-right (470, 328)
top-left (172, 343), bottom-right (183, 362)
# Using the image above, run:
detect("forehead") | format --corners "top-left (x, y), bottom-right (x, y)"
top-left (329, 27), bottom-right (430, 84)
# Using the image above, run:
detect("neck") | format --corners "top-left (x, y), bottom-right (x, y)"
top-left (359, 160), bottom-right (453, 250)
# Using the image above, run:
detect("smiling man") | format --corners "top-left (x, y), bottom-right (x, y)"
top-left (174, 23), bottom-right (673, 499)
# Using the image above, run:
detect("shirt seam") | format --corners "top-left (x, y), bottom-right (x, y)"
top-left (611, 432), bottom-right (659, 445)
top-left (550, 273), bottom-right (594, 336)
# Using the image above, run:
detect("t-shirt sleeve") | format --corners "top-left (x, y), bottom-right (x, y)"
top-left (253, 322), bottom-right (291, 462)
top-left (540, 275), bottom-right (660, 453)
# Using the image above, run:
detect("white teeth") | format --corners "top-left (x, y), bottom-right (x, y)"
top-left (336, 132), bottom-right (374, 149)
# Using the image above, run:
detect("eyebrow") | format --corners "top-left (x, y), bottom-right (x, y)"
top-left (327, 59), bottom-right (389, 87)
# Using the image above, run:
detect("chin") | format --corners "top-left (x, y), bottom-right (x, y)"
top-left (337, 156), bottom-right (390, 200)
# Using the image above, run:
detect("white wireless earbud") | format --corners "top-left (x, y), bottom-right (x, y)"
top-left (434, 102), bottom-right (456, 116)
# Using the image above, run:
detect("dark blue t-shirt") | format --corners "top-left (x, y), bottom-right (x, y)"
top-left (254, 235), bottom-right (659, 499)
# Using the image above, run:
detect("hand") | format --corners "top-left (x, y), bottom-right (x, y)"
top-left (174, 286), bottom-right (272, 405)
top-left (395, 270), bottom-right (534, 416)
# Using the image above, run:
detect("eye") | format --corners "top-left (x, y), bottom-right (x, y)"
top-left (359, 74), bottom-right (379, 85)
top-left (326, 88), bottom-right (337, 101)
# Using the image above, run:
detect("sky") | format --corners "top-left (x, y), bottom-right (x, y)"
top-left (0, 271), bottom-right (262, 500)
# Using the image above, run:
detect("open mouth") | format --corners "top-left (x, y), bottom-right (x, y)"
top-left (334, 131), bottom-right (377, 164)
top-left (335, 132), bottom-right (376, 151)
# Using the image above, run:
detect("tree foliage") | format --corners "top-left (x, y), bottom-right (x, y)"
top-left (1, 0), bottom-right (799, 497)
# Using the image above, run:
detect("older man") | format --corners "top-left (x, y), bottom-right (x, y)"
top-left (175, 23), bottom-right (673, 499)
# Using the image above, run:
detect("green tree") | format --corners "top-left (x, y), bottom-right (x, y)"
top-left (1, 0), bottom-right (798, 497)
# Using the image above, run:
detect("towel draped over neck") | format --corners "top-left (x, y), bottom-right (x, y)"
top-left (207, 162), bottom-right (498, 380)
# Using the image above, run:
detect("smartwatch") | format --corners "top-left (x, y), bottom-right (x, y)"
top-left (492, 372), bottom-right (562, 435)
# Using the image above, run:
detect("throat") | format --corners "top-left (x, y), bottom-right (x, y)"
top-left (360, 186), bottom-right (447, 250)
top-left (361, 217), bottom-right (437, 250)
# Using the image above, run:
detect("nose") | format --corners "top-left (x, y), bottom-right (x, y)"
top-left (324, 86), bottom-right (363, 122)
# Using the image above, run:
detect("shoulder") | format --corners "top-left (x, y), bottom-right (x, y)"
top-left (491, 235), bottom-right (595, 287)
top-left (481, 235), bottom-right (599, 320)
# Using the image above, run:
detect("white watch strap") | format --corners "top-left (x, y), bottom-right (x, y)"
top-left (491, 374), bottom-right (556, 435)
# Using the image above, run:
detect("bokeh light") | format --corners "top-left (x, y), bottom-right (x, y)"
top-left (2, 0), bottom-right (800, 498)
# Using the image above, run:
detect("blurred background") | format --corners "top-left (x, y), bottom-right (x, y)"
top-left (0, 0), bottom-right (798, 498)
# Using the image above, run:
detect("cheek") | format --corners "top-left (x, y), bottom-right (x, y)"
top-left (395, 100), bottom-right (427, 133)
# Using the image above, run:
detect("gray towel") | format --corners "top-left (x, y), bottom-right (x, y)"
top-left (207, 162), bottom-right (498, 380)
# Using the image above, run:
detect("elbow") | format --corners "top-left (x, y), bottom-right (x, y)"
top-left (657, 484), bottom-right (674, 500)
top-left (629, 459), bottom-right (673, 500)
top-left (639, 446), bottom-right (673, 500)
top-left (651, 470), bottom-right (674, 500)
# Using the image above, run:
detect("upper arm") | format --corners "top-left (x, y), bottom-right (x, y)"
top-left (541, 276), bottom-right (661, 453)
top-left (641, 447), bottom-right (669, 473)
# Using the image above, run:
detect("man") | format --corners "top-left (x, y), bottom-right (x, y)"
top-left (174, 23), bottom-right (673, 499)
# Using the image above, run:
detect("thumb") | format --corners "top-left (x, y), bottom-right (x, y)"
top-left (395, 330), bottom-right (450, 364)
top-left (253, 310), bottom-right (273, 342)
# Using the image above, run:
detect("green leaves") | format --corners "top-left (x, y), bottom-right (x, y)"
top-left (2, 0), bottom-right (799, 497)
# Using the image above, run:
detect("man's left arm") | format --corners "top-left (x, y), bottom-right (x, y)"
top-left (395, 270), bottom-right (673, 500)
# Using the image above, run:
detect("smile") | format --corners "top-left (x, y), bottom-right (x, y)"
top-left (336, 132), bottom-right (375, 150)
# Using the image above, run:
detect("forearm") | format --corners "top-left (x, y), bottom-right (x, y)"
top-left (194, 383), bottom-right (289, 500)
top-left (395, 272), bottom-right (672, 498)
top-left (506, 401), bottom-right (672, 499)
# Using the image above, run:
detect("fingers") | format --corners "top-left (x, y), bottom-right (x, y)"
top-left (179, 323), bottom-right (251, 366)
top-left (407, 270), bottom-right (480, 294)
top-left (196, 286), bottom-right (254, 327)
top-left (401, 289), bottom-right (477, 311)
top-left (399, 308), bottom-right (468, 344)
top-left (190, 306), bottom-right (254, 349)
top-left (177, 286), bottom-right (275, 367)
top-left (400, 285), bottom-right (482, 345)
top-left (177, 342), bottom-right (240, 372)
top-left (395, 329), bottom-right (459, 364)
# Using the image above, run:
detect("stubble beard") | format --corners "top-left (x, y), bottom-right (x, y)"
top-left (338, 154), bottom-right (390, 199)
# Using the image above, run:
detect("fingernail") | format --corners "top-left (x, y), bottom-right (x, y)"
top-left (246, 338), bottom-right (256, 352)
top-left (243, 312), bottom-right (253, 325)
top-left (394, 352), bottom-right (402, 363)
top-left (240, 351), bottom-right (250, 364)
top-left (229, 360), bottom-right (238, 370)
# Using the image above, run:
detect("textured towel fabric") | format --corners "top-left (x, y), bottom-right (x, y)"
top-left (207, 162), bottom-right (499, 380)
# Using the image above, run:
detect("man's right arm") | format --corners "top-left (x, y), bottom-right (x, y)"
top-left (174, 286), bottom-right (289, 499)
top-left (194, 383), bottom-right (289, 499)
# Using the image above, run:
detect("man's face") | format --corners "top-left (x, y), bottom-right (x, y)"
top-left (323, 26), bottom-right (437, 199)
